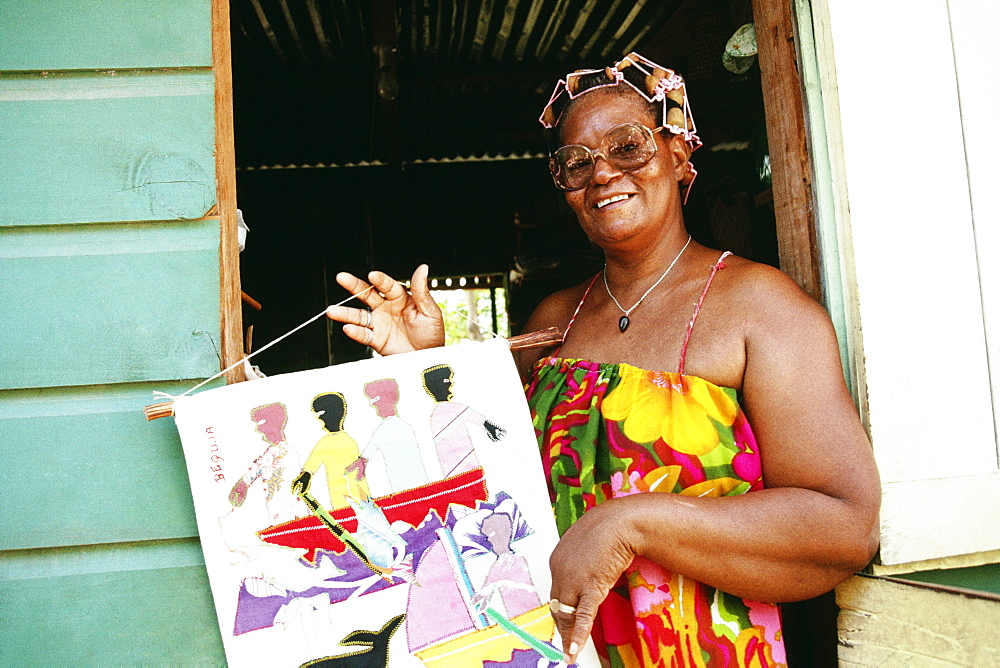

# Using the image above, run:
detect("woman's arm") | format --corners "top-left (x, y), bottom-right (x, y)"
top-left (549, 266), bottom-right (880, 662)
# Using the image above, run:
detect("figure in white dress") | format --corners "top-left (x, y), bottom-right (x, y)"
top-left (361, 378), bottom-right (428, 495)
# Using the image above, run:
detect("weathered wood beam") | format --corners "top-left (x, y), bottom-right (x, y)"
top-left (837, 574), bottom-right (1000, 664)
top-left (752, 0), bottom-right (822, 301)
top-left (214, 0), bottom-right (245, 382)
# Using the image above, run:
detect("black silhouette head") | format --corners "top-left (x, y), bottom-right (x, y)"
top-left (312, 392), bottom-right (347, 432)
top-left (422, 364), bottom-right (454, 402)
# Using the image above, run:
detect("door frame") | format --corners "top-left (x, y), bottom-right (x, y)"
top-left (212, 0), bottom-right (243, 381)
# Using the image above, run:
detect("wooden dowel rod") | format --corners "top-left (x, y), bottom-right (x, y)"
top-left (507, 326), bottom-right (564, 350)
top-left (241, 291), bottom-right (262, 311)
top-left (145, 401), bottom-right (175, 421)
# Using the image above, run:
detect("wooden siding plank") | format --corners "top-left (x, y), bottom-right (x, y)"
top-left (0, 0), bottom-right (211, 71)
top-left (823, 0), bottom-right (995, 484)
top-left (873, 548), bottom-right (1000, 577)
top-left (0, 544), bottom-right (223, 664)
top-left (0, 382), bottom-right (208, 550)
top-left (0, 221), bottom-right (221, 389)
top-left (0, 537), bottom-right (205, 581)
top-left (752, 0), bottom-right (822, 301)
top-left (878, 471), bottom-right (1000, 565)
top-left (837, 575), bottom-right (1000, 665)
top-left (0, 71), bottom-right (216, 227)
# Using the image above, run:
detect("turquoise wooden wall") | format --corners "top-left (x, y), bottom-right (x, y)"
top-left (0, 1), bottom-right (226, 662)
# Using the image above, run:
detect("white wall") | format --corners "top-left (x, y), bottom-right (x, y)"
top-left (818, 0), bottom-right (1000, 566)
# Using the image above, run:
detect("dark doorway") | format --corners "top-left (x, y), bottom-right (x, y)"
top-left (231, 0), bottom-right (777, 372)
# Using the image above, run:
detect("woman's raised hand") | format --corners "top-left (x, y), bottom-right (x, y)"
top-left (327, 264), bottom-right (445, 355)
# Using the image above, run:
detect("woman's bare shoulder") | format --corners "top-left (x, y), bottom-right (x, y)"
top-left (716, 256), bottom-right (843, 390)
top-left (522, 278), bottom-right (597, 333)
top-left (719, 255), bottom-right (830, 328)
top-left (514, 276), bottom-right (598, 377)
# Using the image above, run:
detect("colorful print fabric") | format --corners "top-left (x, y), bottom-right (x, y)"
top-left (526, 357), bottom-right (786, 668)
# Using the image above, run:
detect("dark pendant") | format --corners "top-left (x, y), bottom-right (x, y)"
top-left (619, 315), bottom-right (630, 333)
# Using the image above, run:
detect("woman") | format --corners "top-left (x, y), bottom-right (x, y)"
top-left (327, 53), bottom-right (879, 667)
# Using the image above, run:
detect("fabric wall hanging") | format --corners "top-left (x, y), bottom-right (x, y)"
top-left (170, 339), bottom-right (596, 666)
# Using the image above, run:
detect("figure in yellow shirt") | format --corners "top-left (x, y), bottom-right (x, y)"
top-left (292, 392), bottom-right (369, 509)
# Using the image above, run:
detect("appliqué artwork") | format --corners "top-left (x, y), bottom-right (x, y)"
top-left (171, 339), bottom-right (592, 667)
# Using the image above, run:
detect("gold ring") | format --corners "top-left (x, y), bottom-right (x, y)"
top-left (549, 598), bottom-right (576, 615)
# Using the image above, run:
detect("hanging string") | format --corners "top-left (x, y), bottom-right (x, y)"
top-left (437, 298), bottom-right (499, 340)
top-left (154, 286), bottom-right (375, 401)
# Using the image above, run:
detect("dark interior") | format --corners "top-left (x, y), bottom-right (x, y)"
top-left (230, 2), bottom-right (837, 661)
top-left (232, 0), bottom-right (780, 372)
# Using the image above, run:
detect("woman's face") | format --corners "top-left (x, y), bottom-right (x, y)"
top-left (558, 90), bottom-right (687, 249)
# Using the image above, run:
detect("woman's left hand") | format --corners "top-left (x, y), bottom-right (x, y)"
top-left (548, 500), bottom-right (638, 664)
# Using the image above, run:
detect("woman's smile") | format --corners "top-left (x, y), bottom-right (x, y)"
top-left (595, 193), bottom-right (634, 209)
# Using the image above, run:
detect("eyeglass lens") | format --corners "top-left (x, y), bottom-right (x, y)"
top-left (550, 123), bottom-right (657, 191)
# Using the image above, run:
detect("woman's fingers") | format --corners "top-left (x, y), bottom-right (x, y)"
top-left (409, 264), bottom-right (439, 315)
top-left (325, 305), bottom-right (371, 328)
top-left (566, 591), bottom-right (600, 663)
top-left (334, 271), bottom-right (368, 294)
top-left (330, 266), bottom-right (443, 353)
top-left (549, 604), bottom-right (577, 663)
top-left (341, 323), bottom-right (374, 347)
top-left (547, 501), bottom-right (640, 664)
top-left (335, 272), bottom-right (382, 309)
top-left (549, 590), bottom-right (599, 663)
top-left (367, 271), bottom-right (407, 305)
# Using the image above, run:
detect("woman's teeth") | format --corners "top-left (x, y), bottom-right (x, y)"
top-left (596, 194), bottom-right (630, 209)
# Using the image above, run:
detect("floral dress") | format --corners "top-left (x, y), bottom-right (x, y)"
top-left (525, 254), bottom-right (786, 668)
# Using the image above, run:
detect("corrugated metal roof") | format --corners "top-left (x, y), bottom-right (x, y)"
top-left (233, 0), bottom-right (682, 72)
top-left (230, 0), bottom-right (690, 167)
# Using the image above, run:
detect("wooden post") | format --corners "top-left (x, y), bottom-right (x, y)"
top-left (752, 0), bottom-right (822, 301)
top-left (213, 0), bottom-right (245, 382)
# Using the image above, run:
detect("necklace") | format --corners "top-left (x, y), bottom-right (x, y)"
top-left (603, 234), bottom-right (692, 333)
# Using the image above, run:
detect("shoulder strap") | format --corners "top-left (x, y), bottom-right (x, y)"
top-left (677, 252), bottom-right (732, 375)
top-left (554, 273), bottom-right (601, 357)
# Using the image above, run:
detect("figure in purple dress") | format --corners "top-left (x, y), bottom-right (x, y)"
top-left (476, 512), bottom-right (541, 619)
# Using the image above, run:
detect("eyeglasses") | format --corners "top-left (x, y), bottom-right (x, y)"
top-left (548, 122), bottom-right (664, 191)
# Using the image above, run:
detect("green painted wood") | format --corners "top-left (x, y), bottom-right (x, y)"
top-left (0, 536), bottom-right (207, 579)
top-left (0, 5), bottom-right (226, 662)
top-left (0, 71), bottom-right (216, 227)
top-left (0, 0), bottom-right (211, 71)
top-left (897, 564), bottom-right (1000, 596)
top-left (0, 540), bottom-right (224, 664)
top-left (0, 221), bottom-right (221, 390)
top-left (0, 381), bottom-right (222, 550)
